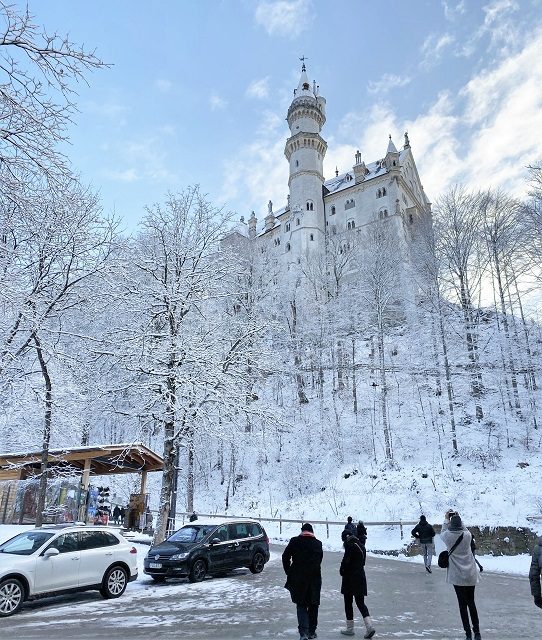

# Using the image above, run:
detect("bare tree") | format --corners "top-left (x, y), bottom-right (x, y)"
top-left (112, 186), bottom-right (268, 543)
top-left (0, 2), bottom-right (108, 199)
top-left (433, 187), bottom-right (487, 420)
top-left (356, 219), bottom-right (406, 461)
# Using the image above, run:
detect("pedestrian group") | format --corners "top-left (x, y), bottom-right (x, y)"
top-left (282, 510), bottom-right (542, 640)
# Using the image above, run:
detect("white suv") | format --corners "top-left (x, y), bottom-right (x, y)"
top-left (0, 525), bottom-right (138, 616)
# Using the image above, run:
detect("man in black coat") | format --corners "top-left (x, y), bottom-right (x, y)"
top-left (282, 522), bottom-right (323, 640)
top-left (411, 515), bottom-right (436, 573)
top-left (529, 536), bottom-right (542, 609)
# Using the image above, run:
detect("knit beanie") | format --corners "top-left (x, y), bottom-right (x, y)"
top-left (449, 514), bottom-right (463, 531)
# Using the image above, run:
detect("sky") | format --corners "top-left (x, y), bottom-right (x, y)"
top-left (18, 0), bottom-right (542, 232)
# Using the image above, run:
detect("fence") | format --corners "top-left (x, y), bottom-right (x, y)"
top-left (175, 511), bottom-right (418, 540)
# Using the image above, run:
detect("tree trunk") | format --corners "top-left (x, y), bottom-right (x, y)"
top-left (377, 319), bottom-right (392, 460)
top-left (33, 332), bottom-right (52, 528)
top-left (351, 337), bottom-right (358, 414)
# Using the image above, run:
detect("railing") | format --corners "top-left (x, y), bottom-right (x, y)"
top-left (176, 511), bottom-right (418, 540)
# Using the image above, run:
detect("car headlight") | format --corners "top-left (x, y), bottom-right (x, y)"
top-left (170, 552), bottom-right (189, 560)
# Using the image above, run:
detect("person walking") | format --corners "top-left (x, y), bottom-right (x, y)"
top-left (441, 511), bottom-right (482, 640)
top-left (112, 505), bottom-right (121, 525)
top-left (411, 515), bottom-right (436, 573)
top-left (282, 522), bottom-right (323, 640)
top-left (529, 535), bottom-right (542, 609)
top-left (341, 516), bottom-right (357, 543)
top-left (339, 533), bottom-right (375, 638)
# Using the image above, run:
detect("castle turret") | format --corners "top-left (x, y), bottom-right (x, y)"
top-left (284, 62), bottom-right (327, 256)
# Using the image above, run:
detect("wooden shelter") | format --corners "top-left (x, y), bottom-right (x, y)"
top-left (0, 443), bottom-right (163, 523)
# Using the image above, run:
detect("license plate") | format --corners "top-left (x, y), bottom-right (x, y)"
top-left (149, 563), bottom-right (162, 569)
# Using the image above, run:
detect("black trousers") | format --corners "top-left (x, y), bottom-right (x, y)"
top-left (343, 593), bottom-right (370, 620)
top-left (453, 585), bottom-right (479, 635)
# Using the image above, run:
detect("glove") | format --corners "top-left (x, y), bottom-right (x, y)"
top-left (535, 596), bottom-right (542, 609)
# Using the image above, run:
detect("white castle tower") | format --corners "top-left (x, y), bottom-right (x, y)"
top-left (284, 61), bottom-right (327, 256)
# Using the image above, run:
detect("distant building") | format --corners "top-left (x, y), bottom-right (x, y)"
top-left (225, 63), bottom-right (432, 295)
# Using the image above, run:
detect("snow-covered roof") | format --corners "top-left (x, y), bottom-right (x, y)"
top-left (227, 218), bottom-right (249, 238)
top-left (256, 205), bottom-right (287, 237)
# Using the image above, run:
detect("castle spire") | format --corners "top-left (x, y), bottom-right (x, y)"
top-left (387, 134), bottom-right (398, 154)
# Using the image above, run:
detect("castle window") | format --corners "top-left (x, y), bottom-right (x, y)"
top-left (296, 218), bottom-right (300, 226)
top-left (285, 223), bottom-right (290, 232)
top-left (409, 214), bottom-right (414, 224)
top-left (306, 201), bottom-right (314, 211)
top-left (347, 220), bottom-right (355, 230)
top-left (331, 206), bottom-right (336, 216)
top-left (345, 199), bottom-right (355, 210)
top-left (296, 160), bottom-right (299, 167)
top-left (286, 242), bottom-right (291, 252)
top-left (378, 208), bottom-right (389, 220)
top-left (377, 189), bottom-right (381, 198)
top-left (382, 187), bottom-right (386, 196)
top-left (310, 234), bottom-right (314, 241)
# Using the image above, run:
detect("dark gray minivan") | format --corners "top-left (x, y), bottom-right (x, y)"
top-left (143, 519), bottom-right (270, 583)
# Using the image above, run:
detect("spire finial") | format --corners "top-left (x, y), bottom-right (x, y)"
top-left (335, 166), bottom-right (339, 177)
top-left (299, 55), bottom-right (308, 72)
top-left (389, 134), bottom-right (392, 140)
top-left (404, 131), bottom-right (410, 148)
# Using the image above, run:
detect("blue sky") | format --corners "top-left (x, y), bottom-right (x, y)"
top-left (24, 0), bottom-right (542, 230)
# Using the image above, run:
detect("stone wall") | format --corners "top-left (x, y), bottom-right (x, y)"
top-left (403, 525), bottom-right (539, 556)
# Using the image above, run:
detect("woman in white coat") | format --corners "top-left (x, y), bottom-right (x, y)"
top-left (441, 511), bottom-right (481, 640)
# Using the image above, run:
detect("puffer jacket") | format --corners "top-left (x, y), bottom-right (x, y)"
top-left (529, 537), bottom-right (542, 598)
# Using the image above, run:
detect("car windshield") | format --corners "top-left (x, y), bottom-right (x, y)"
top-left (168, 525), bottom-right (215, 543)
top-left (0, 530), bottom-right (55, 555)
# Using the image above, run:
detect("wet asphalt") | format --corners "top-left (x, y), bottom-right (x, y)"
top-left (2, 544), bottom-right (540, 640)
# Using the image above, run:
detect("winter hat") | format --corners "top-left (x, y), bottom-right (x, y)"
top-left (301, 522), bottom-right (314, 533)
top-left (419, 515), bottom-right (427, 522)
top-left (449, 514), bottom-right (463, 531)
top-left (347, 516), bottom-right (353, 523)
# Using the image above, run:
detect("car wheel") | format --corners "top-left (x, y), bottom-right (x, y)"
top-left (188, 559), bottom-right (207, 583)
top-left (249, 551), bottom-right (265, 574)
top-left (100, 565), bottom-right (128, 598)
top-left (0, 578), bottom-right (24, 617)
top-left (151, 575), bottom-right (166, 583)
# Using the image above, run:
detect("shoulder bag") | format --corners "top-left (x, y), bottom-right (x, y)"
top-left (438, 533), bottom-right (464, 568)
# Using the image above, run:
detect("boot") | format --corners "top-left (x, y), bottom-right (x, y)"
top-left (340, 620), bottom-right (355, 636)
top-left (363, 616), bottom-right (375, 639)
top-left (473, 633), bottom-right (481, 640)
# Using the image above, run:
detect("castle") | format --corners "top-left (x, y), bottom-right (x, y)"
top-left (227, 64), bottom-right (432, 284)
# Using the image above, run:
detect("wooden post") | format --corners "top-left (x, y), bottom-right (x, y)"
top-left (326, 518), bottom-right (329, 539)
top-left (400, 521), bottom-right (403, 540)
top-left (78, 458), bottom-right (91, 522)
top-left (140, 469), bottom-right (148, 496)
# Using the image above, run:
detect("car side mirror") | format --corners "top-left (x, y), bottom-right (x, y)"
top-left (43, 547), bottom-right (60, 558)
top-left (210, 538), bottom-right (221, 545)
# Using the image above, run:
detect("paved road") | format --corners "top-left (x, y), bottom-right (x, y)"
top-left (4, 545), bottom-right (540, 639)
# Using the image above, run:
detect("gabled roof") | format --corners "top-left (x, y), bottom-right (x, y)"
top-left (0, 443), bottom-right (164, 481)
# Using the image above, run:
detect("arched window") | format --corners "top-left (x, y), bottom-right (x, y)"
top-left (286, 242), bottom-right (291, 252)
top-left (377, 189), bottom-right (381, 198)
top-left (306, 201), bottom-right (314, 211)
top-left (331, 206), bottom-right (336, 216)
top-left (296, 218), bottom-right (300, 226)
top-left (409, 214), bottom-right (414, 224)
top-left (285, 222), bottom-right (290, 232)
top-left (378, 208), bottom-right (388, 220)
top-left (310, 233), bottom-right (314, 241)
top-left (382, 187), bottom-right (387, 196)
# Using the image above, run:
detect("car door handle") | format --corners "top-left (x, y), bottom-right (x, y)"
top-left (71, 557), bottom-right (79, 561)
top-left (105, 552), bottom-right (113, 556)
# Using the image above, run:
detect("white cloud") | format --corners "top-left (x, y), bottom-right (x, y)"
top-left (420, 33), bottom-right (455, 68)
top-left (246, 77), bottom-right (270, 100)
top-left (105, 137), bottom-right (178, 185)
top-left (156, 78), bottom-right (173, 93)
top-left (442, 0), bottom-right (466, 20)
top-left (254, 0), bottom-right (312, 38)
top-left (367, 74), bottom-right (412, 95)
top-left (210, 94), bottom-right (228, 110)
